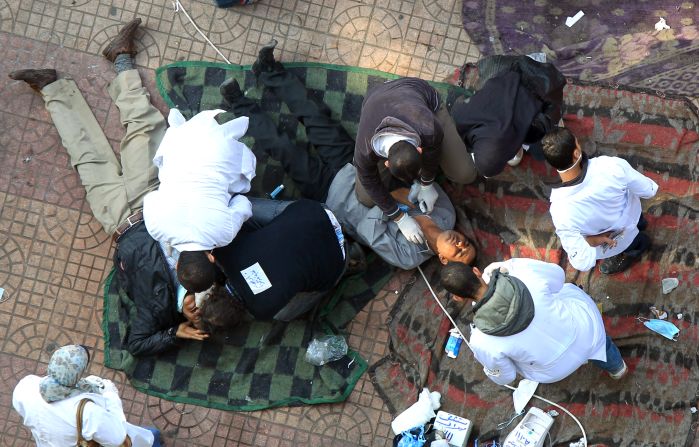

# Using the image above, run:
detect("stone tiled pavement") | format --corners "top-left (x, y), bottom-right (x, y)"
top-left (0, 0), bottom-right (479, 445)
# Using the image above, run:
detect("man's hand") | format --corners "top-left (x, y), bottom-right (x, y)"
top-left (182, 293), bottom-right (203, 328)
top-left (584, 232), bottom-right (617, 248)
top-left (395, 213), bottom-right (425, 244)
top-left (176, 322), bottom-right (209, 341)
top-left (416, 183), bottom-right (439, 214)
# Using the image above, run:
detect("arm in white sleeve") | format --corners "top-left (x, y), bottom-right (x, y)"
top-left (503, 258), bottom-right (566, 294)
top-left (227, 195), bottom-right (253, 239)
top-left (82, 402), bottom-right (128, 447)
top-left (470, 340), bottom-right (517, 386)
top-left (555, 228), bottom-right (597, 272)
top-left (620, 158), bottom-right (658, 199)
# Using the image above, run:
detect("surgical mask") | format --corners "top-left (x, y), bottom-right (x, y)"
top-left (557, 152), bottom-right (583, 173)
top-left (642, 319), bottom-right (680, 341)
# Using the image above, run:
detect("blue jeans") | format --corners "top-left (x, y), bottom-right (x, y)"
top-left (145, 427), bottom-right (161, 447)
top-left (590, 336), bottom-right (624, 374)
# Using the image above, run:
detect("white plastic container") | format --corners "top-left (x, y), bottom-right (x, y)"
top-left (433, 411), bottom-right (472, 447)
top-left (502, 407), bottom-right (554, 447)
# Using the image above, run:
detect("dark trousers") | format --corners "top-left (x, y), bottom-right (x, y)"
top-left (226, 69), bottom-right (354, 201)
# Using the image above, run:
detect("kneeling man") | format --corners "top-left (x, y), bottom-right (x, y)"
top-left (440, 258), bottom-right (627, 385)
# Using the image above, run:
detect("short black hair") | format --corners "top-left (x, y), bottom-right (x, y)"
top-left (177, 250), bottom-right (218, 292)
top-left (541, 127), bottom-right (578, 170)
top-left (440, 262), bottom-right (480, 298)
top-left (387, 141), bottom-right (421, 184)
top-left (198, 285), bottom-right (246, 334)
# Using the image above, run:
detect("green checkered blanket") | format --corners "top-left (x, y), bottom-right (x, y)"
top-left (103, 62), bottom-right (467, 411)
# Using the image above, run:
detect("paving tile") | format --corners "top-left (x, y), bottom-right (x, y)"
top-left (0, 0), bottom-right (481, 444)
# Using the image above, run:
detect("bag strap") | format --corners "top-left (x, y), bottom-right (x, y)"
top-left (76, 398), bottom-right (94, 444)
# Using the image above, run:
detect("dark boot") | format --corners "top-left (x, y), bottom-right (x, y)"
top-left (8, 69), bottom-right (58, 91)
top-left (219, 78), bottom-right (243, 104)
top-left (343, 241), bottom-right (367, 277)
top-left (102, 18), bottom-right (142, 62)
top-left (599, 232), bottom-right (651, 275)
top-left (251, 39), bottom-right (280, 77)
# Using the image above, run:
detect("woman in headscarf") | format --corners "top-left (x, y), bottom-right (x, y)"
top-left (452, 55), bottom-right (566, 177)
top-left (12, 344), bottom-right (160, 446)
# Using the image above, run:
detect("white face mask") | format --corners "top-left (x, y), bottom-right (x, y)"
top-left (557, 152), bottom-right (582, 174)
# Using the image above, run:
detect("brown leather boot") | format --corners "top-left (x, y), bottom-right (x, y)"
top-left (8, 69), bottom-right (58, 91)
top-left (102, 18), bottom-right (142, 62)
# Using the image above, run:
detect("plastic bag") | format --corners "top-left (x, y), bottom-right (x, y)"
top-left (305, 335), bottom-right (348, 366)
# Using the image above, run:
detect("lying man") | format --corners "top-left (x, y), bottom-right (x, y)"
top-left (219, 42), bottom-right (477, 270)
top-left (440, 258), bottom-right (627, 385)
top-left (353, 72), bottom-right (477, 245)
top-left (542, 127), bottom-right (658, 274)
top-left (9, 19), bottom-right (213, 356)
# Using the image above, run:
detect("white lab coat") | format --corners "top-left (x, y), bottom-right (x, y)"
top-left (469, 258), bottom-right (607, 385)
top-left (549, 156), bottom-right (658, 271)
top-left (12, 375), bottom-right (153, 447)
top-left (143, 109), bottom-right (257, 252)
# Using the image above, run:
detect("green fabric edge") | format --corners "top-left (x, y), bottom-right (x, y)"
top-left (126, 349), bottom-right (367, 411)
top-left (154, 60), bottom-right (461, 109)
top-left (101, 266), bottom-right (369, 410)
top-left (102, 268), bottom-right (116, 369)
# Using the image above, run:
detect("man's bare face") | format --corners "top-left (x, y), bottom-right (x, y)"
top-left (437, 230), bottom-right (476, 265)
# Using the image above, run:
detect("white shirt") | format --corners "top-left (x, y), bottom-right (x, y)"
top-left (13, 375), bottom-right (153, 447)
top-left (371, 133), bottom-right (418, 158)
top-left (549, 156), bottom-right (658, 271)
top-left (469, 258), bottom-right (608, 386)
top-left (144, 109), bottom-right (257, 252)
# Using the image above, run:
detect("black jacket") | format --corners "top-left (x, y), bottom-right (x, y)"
top-left (354, 77), bottom-right (443, 217)
top-left (214, 199), bottom-right (345, 319)
top-left (114, 223), bottom-right (184, 356)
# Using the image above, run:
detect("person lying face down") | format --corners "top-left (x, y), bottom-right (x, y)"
top-left (217, 44), bottom-right (478, 271)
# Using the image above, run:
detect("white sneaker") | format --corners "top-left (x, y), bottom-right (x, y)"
top-left (507, 147), bottom-right (525, 167)
top-left (609, 360), bottom-right (628, 380)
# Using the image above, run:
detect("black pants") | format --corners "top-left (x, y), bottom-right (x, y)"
top-left (226, 69), bottom-right (354, 201)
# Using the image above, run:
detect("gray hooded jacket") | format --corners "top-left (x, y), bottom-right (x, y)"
top-left (471, 271), bottom-right (535, 336)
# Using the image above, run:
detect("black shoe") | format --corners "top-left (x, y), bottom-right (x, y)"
top-left (220, 78), bottom-right (243, 104)
top-left (343, 242), bottom-right (367, 277)
top-left (599, 232), bottom-right (651, 274)
top-left (9, 69), bottom-right (58, 91)
top-left (251, 39), bottom-right (278, 77)
top-left (637, 214), bottom-right (648, 231)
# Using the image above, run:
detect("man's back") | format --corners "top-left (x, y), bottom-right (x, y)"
top-left (469, 259), bottom-right (607, 384)
top-left (214, 199), bottom-right (345, 319)
top-left (549, 155), bottom-right (658, 271)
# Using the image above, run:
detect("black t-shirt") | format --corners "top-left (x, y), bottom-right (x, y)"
top-left (213, 199), bottom-right (345, 319)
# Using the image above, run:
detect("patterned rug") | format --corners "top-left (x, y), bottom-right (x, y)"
top-left (461, 0), bottom-right (699, 99)
top-left (102, 62), bottom-right (467, 411)
top-left (370, 83), bottom-right (699, 444)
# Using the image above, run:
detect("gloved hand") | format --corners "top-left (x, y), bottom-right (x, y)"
top-left (416, 183), bottom-right (438, 214)
top-left (395, 213), bottom-right (425, 245)
top-left (482, 261), bottom-right (509, 284)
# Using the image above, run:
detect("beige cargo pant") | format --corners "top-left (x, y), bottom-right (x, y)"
top-left (40, 69), bottom-right (166, 235)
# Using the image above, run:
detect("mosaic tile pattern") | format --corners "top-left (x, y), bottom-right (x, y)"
top-left (0, 0), bottom-right (473, 443)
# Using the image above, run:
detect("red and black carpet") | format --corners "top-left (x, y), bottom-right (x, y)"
top-left (370, 82), bottom-right (699, 445)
